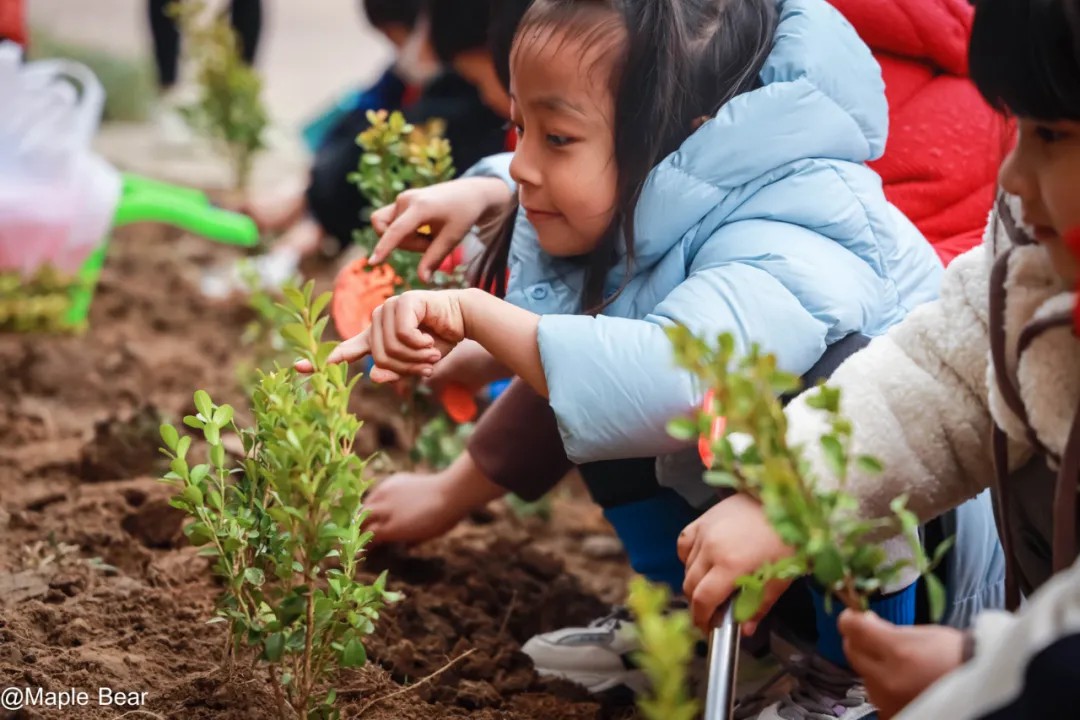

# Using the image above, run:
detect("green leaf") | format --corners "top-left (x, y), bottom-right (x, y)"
top-left (160, 424), bottom-right (180, 451)
top-left (204, 423), bottom-right (220, 446)
top-left (186, 523), bottom-right (213, 546)
top-left (278, 594), bottom-right (307, 625)
top-left (208, 490), bottom-right (224, 511)
top-left (811, 546), bottom-right (845, 589)
top-left (703, 470), bottom-right (739, 488)
top-left (176, 435), bottom-right (192, 459)
top-left (820, 435), bottom-right (845, 478)
top-left (667, 417), bottom-right (700, 442)
top-left (316, 342), bottom-right (337, 369)
top-left (211, 443), bottom-right (226, 469)
top-left (856, 455), bottom-right (884, 474)
top-left (182, 485), bottom-right (204, 506)
top-left (734, 583), bottom-right (764, 622)
top-left (244, 567), bottom-right (266, 587)
top-left (930, 536), bottom-right (956, 570)
top-left (340, 638), bottom-right (367, 668)
top-left (282, 285), bottom-right (306, 311)
top-left (194, 390), bottom-right (213, 420)
top-left (213, 405), bottom-right (235, 427)
top-left (183, 415), bottom-right (204, 430)
top-left (280, 323), bottom-right (310, 350)
top-left (264, 632), bottom-right (285, 662)
top-left (925, 572), bottom-right (946, 623)
top-left (312, 292), bottom-right (332, 320)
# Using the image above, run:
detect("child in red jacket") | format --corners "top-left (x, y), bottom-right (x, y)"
top-left (0, 0), bottom-right (26, 47)
top-left (838, 0), bottom-right (1009, 265)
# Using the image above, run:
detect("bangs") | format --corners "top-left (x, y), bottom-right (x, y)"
top-left (510, 0), bottom-right (626, 88)
top-left (969, 0), bottom-right (1080, 120)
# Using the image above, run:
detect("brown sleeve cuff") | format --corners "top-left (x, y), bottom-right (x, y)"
top-left (467, 379), bottom-right (573, 501)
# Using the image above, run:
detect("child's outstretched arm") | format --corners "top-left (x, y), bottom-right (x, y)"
top-left (296, 288), bottom-right (548, 395)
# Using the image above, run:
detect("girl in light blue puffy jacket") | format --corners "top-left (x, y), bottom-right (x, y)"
top-left (303, 0), bottom-right (1003, 712)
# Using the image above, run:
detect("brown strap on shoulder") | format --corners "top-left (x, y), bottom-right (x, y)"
top-left (1053, 400), bottom-right (1080, 573)
top-left (1014, 312), bottom-right (1073, 462)
top-left (992, 425), bottom-right (1022, 611)
top-left (989, 249), bottom-right (1032, 430)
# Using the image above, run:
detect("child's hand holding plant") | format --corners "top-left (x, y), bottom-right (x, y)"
top-left (678, 492), bottom-right (796, 632)
top-left (667, 327), bottom-right (952, 636)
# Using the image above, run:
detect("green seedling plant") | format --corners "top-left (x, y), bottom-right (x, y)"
top-left (504, 492), bottom-right (554, 522)
top-left (170, 0), bottom-right (269, 191)
top-left (348, 109), bottom-right (468, 467)
top-left (627, 577), bottom-right (700, 720)
top-left (412, 413), bottom-right (474, 470)
top-left (667, 327), bottom-right (953, 622)
top-left (160, 282), bottom-right (399, 720)
top-left (0, 266), bottom-right (88, 333)
top-left (349, 110), bottom-right (459, 290)
top-left (236, 271), bottom-right (301, 391)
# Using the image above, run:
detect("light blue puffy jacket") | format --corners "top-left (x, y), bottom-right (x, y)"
top-left (465, 0), bottom-right (942, 464)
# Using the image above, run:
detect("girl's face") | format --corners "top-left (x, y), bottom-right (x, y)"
top-left (999, 118), bottom-right (1080, 285)
top-left (507, 26), bottom-right (621, 257)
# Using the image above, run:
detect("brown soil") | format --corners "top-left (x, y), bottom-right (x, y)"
top-left (0, 227), bottom-right (637, 720)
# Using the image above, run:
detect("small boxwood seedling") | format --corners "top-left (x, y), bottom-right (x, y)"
top-left (160, 282), bottom-right (398, 719)
top-left (667, 327), bottom-right (952, 621)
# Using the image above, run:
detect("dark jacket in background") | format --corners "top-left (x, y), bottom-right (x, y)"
top-left (306, 70), bottom-right (507, 250)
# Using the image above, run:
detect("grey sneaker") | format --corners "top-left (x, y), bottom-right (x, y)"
top-left (735, 652), bottom-right (877, 720)
top-left (522, 606), bottom-right (649, 694)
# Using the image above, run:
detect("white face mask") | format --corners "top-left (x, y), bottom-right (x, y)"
top-left (394, 14), bottom-right (442, 87)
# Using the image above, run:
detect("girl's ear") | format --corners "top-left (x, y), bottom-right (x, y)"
top-left (691, 115), bottom-right (710, 131)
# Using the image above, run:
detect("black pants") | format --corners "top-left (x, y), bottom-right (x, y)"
top-left (148, 0), bottom-right (262, 89)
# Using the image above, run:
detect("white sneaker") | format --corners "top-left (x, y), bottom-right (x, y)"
top-left (735, 653), bottom-right (878, 720)
top-left (199, 249), bottom-right (300, 300)
top-left (522, 607), bottom-right (650, 695)
top-left (154, 85), bottom-right (198, 148)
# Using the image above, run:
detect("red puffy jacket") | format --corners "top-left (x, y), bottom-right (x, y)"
top-left (0, 0), bottom-right (25, 46)
top-left (832, 0), bottom-right (1009, 266)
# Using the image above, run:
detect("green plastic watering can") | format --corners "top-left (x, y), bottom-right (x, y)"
top-left (62, 173), bottom-right (259, 328)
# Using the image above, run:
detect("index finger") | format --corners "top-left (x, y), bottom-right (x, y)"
top-left (369, 206), bottom-right (425, 264)
top-left (416, 226), bottom-right (467, 283)
top-left (330, 331), bottom-right (373, 366)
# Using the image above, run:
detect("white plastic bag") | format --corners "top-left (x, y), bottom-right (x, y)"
top-left (0, 41), bottom-right (121, 276)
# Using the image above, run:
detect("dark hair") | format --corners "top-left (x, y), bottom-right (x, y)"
top-left (428, 0), bottom-right (492, 63)
top-left (361, 0), bottom-right (424, 29)
top-left (490, 0), bottom-right (537, 91)
top-left (969, 0), bottom-right (1080, 120)
top-left (473, 0), bottom-right (777, 308)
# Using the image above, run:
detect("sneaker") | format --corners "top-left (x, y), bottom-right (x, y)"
top-left (199, 249), bottom-right (301, 300)
top-left (154, 87), bottom-right (197, 148)
top-left (522, 606), bottom-right (649, 695)
top-left (735, 652), bottom-right (877, 720)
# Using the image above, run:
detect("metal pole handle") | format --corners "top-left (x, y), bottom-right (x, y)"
top-left (704, 600), bottom-right (740, 720)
